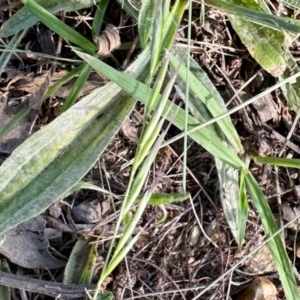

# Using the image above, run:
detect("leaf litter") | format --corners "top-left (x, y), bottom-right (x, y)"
top-left (2, 1), bottom-right (300, 300)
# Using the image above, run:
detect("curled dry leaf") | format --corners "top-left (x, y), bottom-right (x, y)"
top-left (121, 116), bottom-right (139, 143)
top-left (96, 24), bottom-right (121, 57)
top-left (237, 277), bottom-right (276, 300)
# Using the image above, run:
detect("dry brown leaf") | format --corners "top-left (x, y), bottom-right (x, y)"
top-left (282, 202), bottom-right (300, 232)
top-left (71, 199), bottom-right (103, 224)
top-left (96, 24), bottom-right (121, 57)
top-left (243, 244), bottom-right (276, 274)
top-left (121, 117), bottom-right (138, 143)
top-left (0, 101), bottom-right (33, 153)
top-left (237, 277), bottom-right (276, 300)
top-left (0, 217), bottom-right (65, 269)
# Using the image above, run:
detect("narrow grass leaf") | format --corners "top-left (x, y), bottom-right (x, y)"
top-left (237, 169), bottom-right (248, 247)
top-left (92, 0), bottom-right (109, 39)
top-left (44, 64), bottom-right (85, 99)
top-left (216, 158), bottom-right (241, 245)
top-left (255, 156), bottom-right (300, 168)
top-left (280, 48), bottom-right (300, 111)
top-left (60, 64), bottom-right (92, 112)
top-left (75, 50), bottom-right (245, 169)
top-left (245, 172), bottom-right (299, 300)
top-left (0, 0), bottom-right (96, 38)
top-left (22, 0), bottom-right (97, 54)
top-left (141, 193), bottom-right (189, 205)
top-left (280, 0), bottom-right (300, 9)
top-left (0, 106), bottom-right (29, 141)
top-left (62, 181), bottom-right (119, 200)
top-left (149, 2), bottom-right (163, 79)
top-left (0, 48), bottom-right (150, 234)
top-left (170, 48), bottom-right (243, 153)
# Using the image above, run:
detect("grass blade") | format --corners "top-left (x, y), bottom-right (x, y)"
top-left (245, 172), bottom-right (299, 300)
top-left (22, 0), bottom-right (97, 54)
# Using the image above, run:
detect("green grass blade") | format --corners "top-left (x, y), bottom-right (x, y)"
top-left (280, 48), bottom-right (300, 111)
top-left (44, 64), bottom-right (85, 99)
top-left (245, 172), bottom-right (299, 300)
top-left (0, 106), bottom-right (29, 141)
top-left (60, 64), bottom-right (92, 112)
top-left (75, 50), bottom-right (245, 169)
top-left (255, 156), bottom-right (300, 168)
top-left (92, 0), bottom-right (109, 39)
top-left (216, 158), bottom-right (242, 245)
top-left (238, 169), bottom-right (248, 247)
top-left (0, 30), bottom-right (26, 76)
top-left (22, 0), bottom-right (97, 54)
top-left (170, 49), bottom-right (243, 153)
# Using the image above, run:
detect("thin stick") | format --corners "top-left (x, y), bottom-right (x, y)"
top-left (0, 272), bottom-right (95, 298)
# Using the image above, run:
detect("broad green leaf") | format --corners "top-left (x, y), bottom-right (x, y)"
top-left (23, 0), bottom-right (97, 54)
top-left (0, 95), bottom-right (135, 235)
top-left (63, 237), bottom-right (96, 285)
top-left (227, 0), bottom-right (286, 77)
top-left (0, 30), bottom-right (26, 76)
top-left (75, 50), bottom-right (245, 169)
top-left (138, 0), bottom-right (155, 48)
top-left (0, 48), bottom-right (150, 235)
top-left (245, 172), bottom-right (299, 300)
top-left (0, 0), bottom-right (97, 38)
top-left (204, 0), bottom-right (300, 34)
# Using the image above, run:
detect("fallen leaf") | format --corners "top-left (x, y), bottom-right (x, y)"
top-left (72, 199), bottom-right (102, 224)
top-left (237, 277), bottom-right (276, 300)
top-left (0, 101), bottom-right (33, 153)
top-left (243, 244), bottom-right (276, 274)
top-left (0, 217), bottom-right (65, 269)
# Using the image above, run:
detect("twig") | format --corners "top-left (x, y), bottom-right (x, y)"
top-left (0, 271), bottom-right (95, 299)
